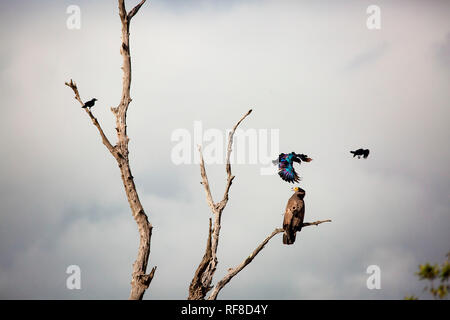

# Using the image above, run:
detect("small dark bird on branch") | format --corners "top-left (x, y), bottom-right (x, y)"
top-left (283, 187), bottom-right (306, 245)
top-left (82, 98), bottom-right (97, 109)
top-left (272, 152), bottom-right (313, 183)
top-left (350, 148), bottom-right (370, 159)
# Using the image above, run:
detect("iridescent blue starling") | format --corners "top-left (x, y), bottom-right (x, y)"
top-left (273, 152), bottom-right (313, 183)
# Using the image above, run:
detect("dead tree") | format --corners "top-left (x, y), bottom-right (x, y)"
top-left (188, 110), bottom-right (331, 300)
top-left (65, 0), bottom-right (155, 300)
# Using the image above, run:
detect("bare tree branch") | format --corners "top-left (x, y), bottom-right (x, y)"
top-left (198, 146), bottom-right (215, 212)
top-left (117, 0), bottom-right (155, 300)
top-left (64, 80), bottom-right (116, 155)
top-left (65, 1), bottom-right (154, 300)
top-left (218, 109), bottom-right (252, 210)
top-left (128, 0), bottom-right (146, 20)
top-left (188, 109), bottom-right (252, 300)
top-left (208, 219), bottom-right (332, 300)
top-left (302, 219), bottom-right (332, 227)
top-left (188, 219), bottom-right (213, 300)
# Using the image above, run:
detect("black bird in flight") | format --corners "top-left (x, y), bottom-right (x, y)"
top-left (82, 98), bottom-right (97, 109)
top-left (350, 148), bottom-right (370, 159)
top-left (272, 152), bottom-right (313, 183)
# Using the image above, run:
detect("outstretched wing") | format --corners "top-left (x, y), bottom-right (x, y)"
top-left (295, 153), bottom-right (313, 163)
top-left (278, 160), bottom-right (300, 183)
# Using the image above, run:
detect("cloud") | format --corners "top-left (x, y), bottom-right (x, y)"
top-left (435, 32), bottom-right (450, 68)
top-left (344, 42), bottom-right (389, 71)
top-left (0, 0), bottom-right (449, 299)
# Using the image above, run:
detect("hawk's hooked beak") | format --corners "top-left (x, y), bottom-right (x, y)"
top-left (304, 158), bottom-right (313, 162)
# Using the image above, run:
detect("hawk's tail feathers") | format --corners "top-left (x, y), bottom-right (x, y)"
top-left (283, 231), bottom-right (295, 245)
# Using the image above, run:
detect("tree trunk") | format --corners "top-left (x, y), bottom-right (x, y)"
top-left (65, 0), bottom-right (155, 300)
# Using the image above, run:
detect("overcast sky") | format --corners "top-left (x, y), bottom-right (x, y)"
top-left (0, 0), bottom-right (449, 299)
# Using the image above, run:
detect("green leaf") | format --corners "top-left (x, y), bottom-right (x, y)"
top-left (416, 263), bottom-right (439, 280)
top-left (439, 261), bottom-right (450, 282)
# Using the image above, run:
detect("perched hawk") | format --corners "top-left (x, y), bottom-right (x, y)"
top-left (350, 148), bottom-right (370, 159)
top-left (273, 152), bottom-right (312, 183)
top-left (283, 187), bottom-right (306, 245)
top-left (82, 98), bottom-right (98, 109)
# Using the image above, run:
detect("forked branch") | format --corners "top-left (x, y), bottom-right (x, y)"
top-left (188, 109), bottom-right (252, 300)
top-left (128, 0), bottom-right (146, 20)
top-left (65, 0), bottom-right (154, 300)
